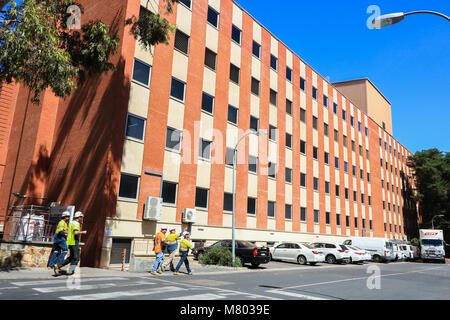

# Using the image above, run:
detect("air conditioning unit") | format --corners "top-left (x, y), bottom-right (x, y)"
top-left (182, 208), bottom-right (196, 224)
top-left (143, 197), bottom-right (162, 221)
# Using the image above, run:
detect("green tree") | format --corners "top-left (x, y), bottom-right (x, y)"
top-left (407, 149), bottom-right (450, 238)
top-left (0, 0), bottom-right (177, 103)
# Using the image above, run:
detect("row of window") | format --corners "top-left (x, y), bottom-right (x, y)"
top-left (379, 137), bottom-right (407, 163)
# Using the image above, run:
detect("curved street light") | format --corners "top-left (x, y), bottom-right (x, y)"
top-left (431, 214), bottom-right (445, 229)
top-left (232, 129), bottom-right (267, 265)
top-left (372, 11), bottom-right (450, 28)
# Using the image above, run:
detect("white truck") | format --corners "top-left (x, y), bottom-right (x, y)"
top-left (419, 229), bottom-right (446, 263)
top-left (343, 237), bottom-right (395, 262)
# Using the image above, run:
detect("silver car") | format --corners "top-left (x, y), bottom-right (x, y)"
top-left (310, 242), bottom-right (351, 264)
top-left (269, 242), bottom-right (325, 265)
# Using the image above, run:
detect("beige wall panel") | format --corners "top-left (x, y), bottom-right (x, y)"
top-left (270, 69), bottom-right (278, 91)
top-left (247, 216), bottom-right (257, 229)
top-left (300, 91), bottom-right (306, 108)
top-left (208, 0), bottom-right (221, 12)
top-left (172, 50), bottom-right (189, 82)
top-left (229, 82), bottom-right (240, 107)
top-left (249, 134), bottom-right (259, 157)
top-left (167, 99), bottom-right (185, 130)
top-left (286, 115), bottom-right (292, 134)
top-left (286, 50), bottom-right (293, 68)
top-left (286, 82), bottom-right (293, 101)
top-left (300, 123), bottom-right (306, 140)
top-left (162, 151), bottom-right (181, 182)
top-left (121, 140), bottom-right (144, 176)
top-left (200, 112), bottom-right (214, 140)
top-left (206, 25), bottom-right (219, 52)
top-left (196, 160), bottom-right (211, 188)
top-left (226, 123), bottom-right (238, 148)
top-left (203, 67), bottom-right (216, 96)
top-left (253, 21), bottom-right (262, 43)
top-left (300, 154), bottom-right (306, 172)
top-left (115, 201), bottom-right (139, 221)
top-left (300, 61), bottom-right (306, 78)
top-left (270, 36), bottom-right (278, 56)
top-left (232, 3), bottom-right (243, 28)
top-left (134, 43), bottom-right (154, 66)
top-left (224, 167), bottom-right (233, 193)
top-left (230, 42), bottom-right (241, 67)
top-left (176, 4), bottom-right (192, 35)
top-left (269, 105), bottom-right (277, 126)
top-left (250, 94), bottom-right (260, 117)
top-left (285, 184), bottom-right (292, 204)
top-left (267, 219), bottom-right (276, 230)
top-left (128, 82), bottom-right (150, 118)
top-left (285, 148), bottom-right (292, 168)
top-left (268, 179), bottom-right (277, 201)
top-left (248, 174), bottom-right (258, 197)
top-left (285, 221), bottom-right (292, 232)
top-left (252, 56), bottom-right (261, 79)
top-left (300, 189), bottom-right (307, 206)
top-left (268, 140), bottom-right (278, 163)
top-left (312, 71), bottom-right (317, 87)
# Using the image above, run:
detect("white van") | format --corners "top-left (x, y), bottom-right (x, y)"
top-left (343, 237), bottom-right (395, 262)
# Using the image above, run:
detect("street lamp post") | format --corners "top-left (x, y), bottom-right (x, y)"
top-left (431, 214), bottom-right (444, 229)
top-left (232, 129), bottom-right (267, 265)
top-left (371, 10), bottom-right (450, 28)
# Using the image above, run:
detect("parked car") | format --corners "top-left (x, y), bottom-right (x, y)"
top-left (269, 242), bottom-right (325, 265)
top-left (392, 244), bottom-right (403, 261)
top-left (193, 240), bottom-right (270, 267)
top-left (399, 244), bottom-right (414, 261)
top-left (411, 245), bottom-right (420, 260)
top-left (309, 242), bottom-right (351, 264)
top-left (345, 245), bottom-right (370, 264)
top-left (343, 237), bottom-right (395, 262)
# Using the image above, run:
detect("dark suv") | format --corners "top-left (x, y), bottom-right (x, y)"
top-left (193, 240), bottom-right (270, 267)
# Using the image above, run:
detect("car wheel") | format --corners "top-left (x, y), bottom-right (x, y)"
top-left (326, 254), bottom-right (336, 264)
top-left (297, 255), bottom-right (307, 265)
top-left (373, 255), bottom-right (381, 263)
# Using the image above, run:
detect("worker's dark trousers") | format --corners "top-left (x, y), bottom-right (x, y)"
top-left (60, 243), bottom-right (80, 272)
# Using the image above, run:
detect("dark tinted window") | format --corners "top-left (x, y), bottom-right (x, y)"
top-left (300, 173), bottom-right (306, 187)
top-left (270, 54), bottom-right (278, 71)
top-left (286, 67), bottom-right (292, 82)
top-left (223, 192), bottom-right (233, 211)
top-left (270, 89), bottom-right (277, 106)
top-left (230, 64), bottom-right (240, 84)
top-left (170, 77), bottom-right (185, 101)
top-left (300, 108), bottom-right (306, 122)
top-left (205, 48), bottom-right (217, 70)
top-left (231, 25), bottom-right (241, 44)
top-left (174, 30), bottom-right (189, 54)
top-left (300, 77), bottom-right (306, 91)
top-left (301, 207), bottom-right (306, 221)
top-left (249, 155), bottom-right (257, 173)
top-left (286, 99), bottom-right (292, 115)
top-left (312, 87), bottom-right (317, 100)
top-left (199, 138), bottom-right (212, 160)
top-left (285, 204), bottom-right (292, 219)
top-left (269, 125), bottom-right (276, 141)
top-left (195, 187), bottom-right (209, 209)
top-left (132, 59), bottom-right (151, 86)
top-left (201, 92), bottom-right (214, 114)
top-left (300, 140), bottom-right (306, 154)
top-left (268, 201), bottom-right (275, 218)
top-left (118, 174), bottom-right (139, 199)
top-left (285, 167), bottom-right (292, 183)
top-left (165, 127), bottom-right (182, 151)
top-left (126, 114), bottom-right (145, 140)
top-left (286, 133), bottom-right (292, 148)
top-left (268, 162), bottom-right (276, 178)
top-left (178, 0), bottom-right (191, 8)
top-left (207, 6), bottom-right (219, 27)
top-left (162, 181), bottom-right (177, 204)
top-left (251, 77), bottom-right (260, 96)
top-left (228, 105), bottom-right (238, 124)
top-left (225, 147), bottom-right (234, 166)
top-left (250, 116), bottom-right (259, 131)
top-left (247, 197), bottom-right (256, 214)
top-left (252, 41), bottom-right (261, 58)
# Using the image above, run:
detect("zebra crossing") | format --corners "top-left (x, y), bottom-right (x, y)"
top-left (1, 275), bottom-right (328, 300)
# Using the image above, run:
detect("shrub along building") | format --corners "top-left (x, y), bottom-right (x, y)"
top-left (0, 0), bottom-right (419, 268)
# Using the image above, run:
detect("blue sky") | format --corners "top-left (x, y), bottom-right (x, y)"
top-left (236, 0), bottom-right (450, 153)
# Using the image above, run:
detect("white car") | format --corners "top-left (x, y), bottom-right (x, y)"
top-left (309, 242), bottom-right (351, 264)
top-left (399, 244), bottom-right (415, 261)
top-left (345, 245), bottom-right (370, 264)
top-left (269, 242), bottom-right (325, 265)
top-left (392, 244), bottom-right (403, 261)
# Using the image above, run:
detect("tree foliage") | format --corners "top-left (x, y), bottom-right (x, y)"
top-left (0, 0), bottom-right (178, 103)
top-left (407, 149), bottom-right (450, 233)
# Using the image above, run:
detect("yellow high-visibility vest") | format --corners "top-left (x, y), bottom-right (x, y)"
top-left (179, 239), bottom-right (194, 252)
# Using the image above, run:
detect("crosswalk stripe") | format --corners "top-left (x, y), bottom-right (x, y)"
top-left (265, 289), bottom-right (327, 300)
top-left (32, 281), bottom-right (154, 293)
top-left (167, 293), bottom-right (225, 300)
top-left (59, 285), bottom-right (184, 300)
top-left (11, 277), bottom-right (129, 287)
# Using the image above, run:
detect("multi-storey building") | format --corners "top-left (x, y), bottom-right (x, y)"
top-left (0, 0), bottom-right (418, 267)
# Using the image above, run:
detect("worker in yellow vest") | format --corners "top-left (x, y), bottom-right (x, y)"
top-left (173, 232), bottom-right (194, 275)
top-left (48, 211), bottom-right (70, 274)
top-left (60, 211), bottom-right (86, 275)
top-left (162, 227), bottom-right (187, 272)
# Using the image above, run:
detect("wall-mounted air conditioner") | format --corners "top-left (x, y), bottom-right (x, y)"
top-left (143, 197), bottom-right (162, 221)
top-left (182, 208), bottom-right (196, 224)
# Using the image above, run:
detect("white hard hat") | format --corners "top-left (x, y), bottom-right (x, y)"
top-left (184, 232), bottom-right (190, 236)
top-left (169, 227), bottom-right (176, 232)
top-left (62, 211), bottom-right (70, 217)
top-left (74, 211), bottom-right (84, 218)
top-left (161, 225), bottom-right (168, 230)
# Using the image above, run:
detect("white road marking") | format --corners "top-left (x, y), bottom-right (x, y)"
top-left (32, 281), bottom-right (154, 293)
top-left (0, 286), bottom-right (19, 290)
top-left (59, 285), bottom-right (184, 300)
top-left (266, 290), bottom-right (327, 300)
top-left (281, 266), bottom-right (445, 290)
top-left (11, 277), bottom-right (129, 287)
top-left (167, 293), bottom-right (225, 300)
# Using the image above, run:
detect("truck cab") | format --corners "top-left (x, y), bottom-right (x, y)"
top-left (419, 229), bottom-right (446, 263)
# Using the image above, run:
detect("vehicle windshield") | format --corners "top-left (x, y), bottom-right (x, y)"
top-left (302, 243), bottom-right (315, 249)
top-left (339, 245), bottom-right (348, 250)
top-left (422, 239), bottom-right (443, 246)
top-left (343, 240), bottom-right (351, 245)
top-left (385, 242), bottom-right (393, 248)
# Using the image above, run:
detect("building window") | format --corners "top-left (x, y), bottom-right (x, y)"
top-left (170, 77), bottom-right (186, 102)
top-left (228, 105), bottom-right (238, 125)
top-left (199, 138), bottom-right (212, 160)
top-left (301, 207), bottom-right (306, 221)
top-left (252, 41), bottom-right (261, 58)
top-left (313, 146), bottom-right (318, 160)
top-left (286, 99), bottom-right (292, 115)
top-left (361, 194), bottom-right (365, 204)
top-left (250, 116), bottom-right (259, 131)
top-left (178, 0), bottom-right (191, 9)
top-left (201, 92), bottom-right (214, 114)
top-left (313, 116), bottom-right (318, 130)
top-left (162, 181), bottom-right (178, 204)
top-left (335, 185), bottom-right (340, 197)
top-left (313, 177), bottom-right (319, 191)
top-left (195, 187), bottom-right (209, 209)
top-left (314, 210), bottom-right (319, 223)
top-left (132, 58), bottom-right (151, 86)
top-left (354, 191), bottom-right (357, 202)
top-left (336, 213), bottom-right (341, 226)
top-left (285, 204), bottom-right (292, 220)
top-left (312, 87), bottom-right (317, 100)
top-left (270, 54), bottom-right (278, 71)
top-left (165, 127), bottom-right (182, 151)
top-left (300, 173), bottom-right (306, 187)
top-left (300, 77), bottom-right (306, 91)
top-left (286, 67), bottom-right (292, 82)
top-left (343, 135), bottom-right (347, 147)
top-left (268, 201), bottom-right (275, 218)
top-left (326, 212), bottom-right (330, 225)
top-left (333, 103), bottom-right (337, 115)
top-left (370, 220), bottom-right (373, 230)
top-left (335, 157), bottom-right (339, 169)
top-left (285, 168), bottom-right (292, 183)
top-left (352, 165), bottom-right (356, 176)
top-left (358, 121), bottom-right (362, 132)
top-left (251, 77), bottom-right (260, 96)
top-left (334, 129), bottom-right (339, 143)
top-left (229, 63), bottom-right (240, 84)
top-left (286, 133), bottom-right (292, 148)
top-left (324, 123), bottom-right (329, 136)
top-left (346, 216), bottom-right (350, 228)
top-left (350, 116), bottom-right (354, 127)
top-left (300, 108), bottom-right (306, 123)
top-left (269, 125), bottom-right (277, 141)
top-left (223, 192), bottom-right (233, 211)
top-left (323, 95), bottom-right (328, 108)
top-left (270, 89), bottom-right (277, 106)
top-left (355, 217), bottom-right (358, 228)
top-left (325, 181), bottom-right (330, 194)
top-left (365, 127), bottom-right (368, 136)
top-left (118, 173), bottom-right (140, 200)
top-left (231, 24), bottom-right (241, 44)
top-left (204, 48), bottom-right (217, 70)
top-left (352, 141), bottom-right (355, 152)
top-left (268, 162), bottom-right (276, 178)
top-left (174, 30), bottom-right (189, 55)
top-left (342, 110), bottom-right (346, 120)
top-left (247, 197), bottom-right (256, 215)
top-left (225, 147), bottom-right (234, 166)
top-left (324, 152), bottom-right (329, 164)
top-left (249, 155), bottom-right (258, 173)
top-left (125, 114), bottom-right (146, 141)
top-left (207, 6), bottom-right (219, 28)
top-left (344, 161), bottom-right (348, 173)
top-left (345, 188), bottom-right (349, 200)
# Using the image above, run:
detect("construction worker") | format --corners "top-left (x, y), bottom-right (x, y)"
top-left (173, 232), bottom-right (194, 275)
top-left (162, 227), bottom-right (188, 272)
top-left (150, 226), bottom-right (167, 275)
top-left (60, 211), bottom-right (86, 275)
top-left (48, 211), bottom-right (70, 274)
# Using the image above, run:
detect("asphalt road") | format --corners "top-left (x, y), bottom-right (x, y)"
top-left (0, 261), bottom-right (449, 300)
